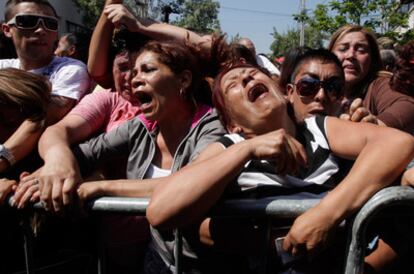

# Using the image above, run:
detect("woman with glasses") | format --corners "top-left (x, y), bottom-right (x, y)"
top-left (329, 25), bottom-right (414, 133)
top-left (146, 57), bottom-right (414, 272)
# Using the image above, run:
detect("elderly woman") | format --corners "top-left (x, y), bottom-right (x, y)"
top-left (146, 62), bottom-right (414, 273)
top-left (329, 25), bottom-right (414, 132)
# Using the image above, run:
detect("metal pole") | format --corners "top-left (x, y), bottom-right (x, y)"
top-left (174, 229), bottom-right (183, 274)
top-left (22, 217), bottom-right (35, 274)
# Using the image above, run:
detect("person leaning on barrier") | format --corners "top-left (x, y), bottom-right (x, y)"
top-left (146, 60), bottom-right (414, 273)
top-left (0, 0), bottom-right (90, 175)
top-left (0, 68), bottom-right (50, 203)
top-left (329, 25), bottom-right (414, 133)
top-left (15, 39), bottom-right (226, 273)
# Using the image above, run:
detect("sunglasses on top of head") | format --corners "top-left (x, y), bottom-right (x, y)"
top-left (7, 13), bottom-right (58, 32)
top-left (292, 77), bottom-right (344, 99)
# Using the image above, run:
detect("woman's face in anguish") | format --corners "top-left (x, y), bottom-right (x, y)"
top-left (113, 51), bottom-right (133, 99)
top-left (130, 50), bottom-right (187, 122)
top-left (331, 31), bottom-right (372, 89)
top-left (219, 66), bottom-right (289, 137)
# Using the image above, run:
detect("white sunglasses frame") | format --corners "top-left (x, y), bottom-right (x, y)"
top-left (6, 13), bottom-right (58, 32)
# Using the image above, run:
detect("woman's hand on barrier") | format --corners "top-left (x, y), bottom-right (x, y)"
top-left (283, 205), bottom-right (336, 259)
top-left (30, 161), bottom-right (82, 213)
top-left (0, 178), bottom-right (17, 205)
top-left (247, 129), bottom-right (307, 175)
top-left (12, 171), bottom-right (41, 208)
top-left (401, 167), bottom-right (414, 186)
top-left (77, 181), bottom-right (106, 203)
top-left (104, 4), bottom-right (140, 31)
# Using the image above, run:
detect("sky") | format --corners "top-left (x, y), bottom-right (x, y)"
top-left (217, 0), bottom-right (327, 54)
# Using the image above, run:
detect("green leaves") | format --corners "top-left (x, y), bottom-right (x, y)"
top-left (170, 0), bottom-right (221, 34)
top-left (310, 0), bottom-right (410, 43)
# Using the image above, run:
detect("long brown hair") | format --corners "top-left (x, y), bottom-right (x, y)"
top-left (0, 68), bottom-right (50, 126)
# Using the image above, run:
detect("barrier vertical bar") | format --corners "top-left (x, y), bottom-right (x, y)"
top-left (174, 229), bottom-right (183, 274)
top-left (22, 217), bottom-right (35, 274)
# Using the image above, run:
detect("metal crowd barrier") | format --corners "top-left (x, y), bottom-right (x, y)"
top-left (9, 186), bottom-right (414, 274)
top-left (344, 186), bottom-right (414, 274)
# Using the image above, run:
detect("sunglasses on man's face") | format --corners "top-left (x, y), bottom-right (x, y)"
top-left (293, 77), bottom-right (344, 99)
top-left (7, 13), bottom-right (58, 32)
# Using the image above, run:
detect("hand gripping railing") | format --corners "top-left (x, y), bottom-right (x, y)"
top-left (12, 196), bottom-right (320, 274)
top-left (344, 186), bottom-right (414, 274)
top-left (12, 187), bottom-right (414, 274)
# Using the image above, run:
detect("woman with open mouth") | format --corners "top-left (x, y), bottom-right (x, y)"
top-left (147, 61), bottom-right (414, 273)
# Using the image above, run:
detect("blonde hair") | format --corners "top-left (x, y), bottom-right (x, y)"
top-left (0, 68), bottom-right (50, 126)
top-left (328, 25), bottom-right (383, 87)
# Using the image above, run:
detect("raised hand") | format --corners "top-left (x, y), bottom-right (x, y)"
top-left (104, 4), bottom-right (141, 31)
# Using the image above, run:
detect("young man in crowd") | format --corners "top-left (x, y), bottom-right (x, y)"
top-left (0, 0), bottom-right (90, 173)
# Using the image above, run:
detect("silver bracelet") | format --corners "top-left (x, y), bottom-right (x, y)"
top-left (0, 144), bottom-right (16, 166)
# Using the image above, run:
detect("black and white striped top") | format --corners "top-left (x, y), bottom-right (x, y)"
top-left (218, 115), bottom-right (345, 198)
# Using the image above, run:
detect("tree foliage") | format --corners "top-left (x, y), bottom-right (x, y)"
top-left (310, 0), bottom-right (411, 43)
top-left (270, 26), bottom-right (325, 58)
top-left (169, 0), bottom-right (220, 34)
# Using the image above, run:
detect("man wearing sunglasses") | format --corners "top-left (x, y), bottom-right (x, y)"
top-left (282, 48), bottom-right (345, 124)
top-left (0, 1), bottom-right (90, 183)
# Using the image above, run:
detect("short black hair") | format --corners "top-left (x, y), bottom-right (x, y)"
top-left (5, 0), bottom-right (58, 21)
top-left (279, 47), bottom-right (344, 91)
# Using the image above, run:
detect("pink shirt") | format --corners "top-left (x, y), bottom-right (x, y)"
top-left (69, 89), bottom-right (140, 133)
top-left (69, 90), bottom-right (147, 252)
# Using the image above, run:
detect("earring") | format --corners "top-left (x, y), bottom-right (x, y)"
top-left (179, 87), bottom-right (185, 97)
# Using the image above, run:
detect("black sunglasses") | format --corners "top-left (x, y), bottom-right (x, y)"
top-left (7, 13), bottom-right (58, 32)
top-left (293, 77), bottom-right (344, 98)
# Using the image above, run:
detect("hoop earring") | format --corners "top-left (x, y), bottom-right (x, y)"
top-left (180, 87), bottom-right (185, 98)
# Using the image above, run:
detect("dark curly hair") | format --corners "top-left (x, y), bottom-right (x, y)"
top-left (390, 41), bottom-right (414, 96)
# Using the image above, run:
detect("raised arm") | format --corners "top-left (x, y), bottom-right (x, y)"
top-left (87, 0), bottom-right (123, 88)
top-left (284, 117), bottom-right (414, 257)
top-left (103, 4), bottom-right (212, 54)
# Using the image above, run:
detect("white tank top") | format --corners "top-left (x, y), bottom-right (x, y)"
top-left (144, 163), bottom-right (171, 179)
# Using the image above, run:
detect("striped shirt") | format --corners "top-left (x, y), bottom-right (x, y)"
top-left (218, 115), bottom-right (345, 198)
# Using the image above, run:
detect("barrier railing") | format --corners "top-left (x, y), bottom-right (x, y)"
top-left (344, 186), bottom-right (414, 274)
top-left (9, 186), bottom-right (414, 274)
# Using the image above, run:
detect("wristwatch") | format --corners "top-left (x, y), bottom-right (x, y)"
top-left (0, 144), bottom-right (15, 166)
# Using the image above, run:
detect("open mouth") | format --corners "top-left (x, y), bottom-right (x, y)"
top-left (136, 92), bottom-right (152, 105)
top-left (248, 83), bottom-right (269, 102)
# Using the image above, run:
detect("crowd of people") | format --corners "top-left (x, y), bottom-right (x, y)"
top-left (1, 0), bottom-right (414, 273)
